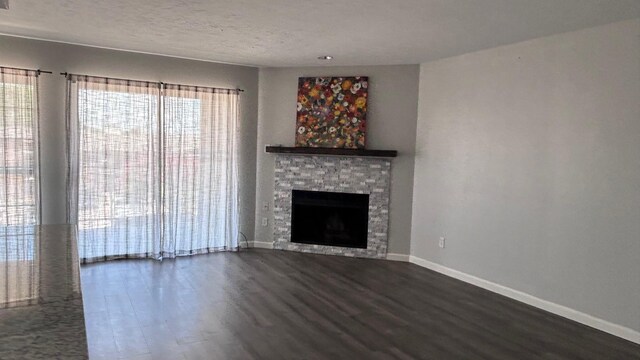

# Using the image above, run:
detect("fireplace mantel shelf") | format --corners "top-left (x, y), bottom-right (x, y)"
top-left (265, 146), bottom-right (397, 158)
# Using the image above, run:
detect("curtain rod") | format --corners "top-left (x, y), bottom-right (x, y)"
top-left (60, 72), bottom-right (244, 92)
top-left (1, 65), bottom-right (53, 75)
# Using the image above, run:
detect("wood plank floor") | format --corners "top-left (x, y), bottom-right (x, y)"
top-left (81, 249), bottom-right (640, 359)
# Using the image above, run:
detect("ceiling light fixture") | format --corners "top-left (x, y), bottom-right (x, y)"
top-left (318, 55), bottom-right (333, 60)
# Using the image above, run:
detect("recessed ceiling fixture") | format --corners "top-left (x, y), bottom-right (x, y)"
top-left (0, 0), bottom-right (9, 10)
top-left (318, 55), bottom-right (333, 60)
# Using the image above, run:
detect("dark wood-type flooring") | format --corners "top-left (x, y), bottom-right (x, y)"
top-left (81, 249), bottom-right (640, 359)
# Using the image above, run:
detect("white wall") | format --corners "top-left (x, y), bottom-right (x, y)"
top-left (256, 65), bottom-right (419, 255)
top-left (412, 19), bottom-right (640, 332)
top-left (0, 36), bottom-right (259, 241)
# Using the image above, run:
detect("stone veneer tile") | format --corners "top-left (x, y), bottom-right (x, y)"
top-left (273, 155), bottom-right (391, 259)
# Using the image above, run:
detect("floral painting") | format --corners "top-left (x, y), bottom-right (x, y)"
top-left (295, 76), bottom-right (368, 149)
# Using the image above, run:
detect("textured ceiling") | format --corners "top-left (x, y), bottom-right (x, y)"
top-left (0, 0), bottom-right (639, 67)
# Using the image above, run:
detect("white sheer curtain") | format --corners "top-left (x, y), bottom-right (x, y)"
top-left (66, 75), bottom-right (161, 262)
top-left (0, 67), bottom-right (40, 308)
top-left (0, 230), bottom-right (38, 308)
top-left (0, 67), bottom-right (40, 229)
top-left (162, 84), bottom-right (239, 256)
top-left (66, 75), bottom-right (239, 262)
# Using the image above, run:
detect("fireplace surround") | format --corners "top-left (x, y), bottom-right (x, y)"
top-left (273, 154), bottom-right (391, 258)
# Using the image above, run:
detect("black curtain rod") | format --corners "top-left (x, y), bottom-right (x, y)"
top-left (60, 72), bottom-right (244, 92)
top-left (1, 65), bottom-right (53, 75)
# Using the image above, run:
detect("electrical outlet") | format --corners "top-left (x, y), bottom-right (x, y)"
top-left (439, 236), bottom-right (446, 248)
top-left (262, 202), bottom-right (269, 211)
top-left (261, 218), bottom-right (268, 227)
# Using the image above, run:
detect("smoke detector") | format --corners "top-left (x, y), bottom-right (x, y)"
top-left (0, 0), bottom-right (8, 10)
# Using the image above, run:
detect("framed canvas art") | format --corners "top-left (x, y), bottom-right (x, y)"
top-left (295, 76), bottom-right (368, 149)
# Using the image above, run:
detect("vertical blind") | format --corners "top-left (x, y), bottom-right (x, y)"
top-left (66, 75), bottom-right (239, 262)
top-left (0, 67), bottom-right (40, 229)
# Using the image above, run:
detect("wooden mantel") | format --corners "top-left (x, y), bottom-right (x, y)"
top-left (265, 146), bottom-right (397, 158)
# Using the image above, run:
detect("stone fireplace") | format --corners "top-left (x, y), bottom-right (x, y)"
top-left (273, 154), bottom-right (391, 259)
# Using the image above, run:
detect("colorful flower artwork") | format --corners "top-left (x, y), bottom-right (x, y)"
top-left (295, 76), bottom-right (368, 149)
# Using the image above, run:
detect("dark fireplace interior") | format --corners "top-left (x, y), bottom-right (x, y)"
top-left (291, 190), bottom-right (369, 249)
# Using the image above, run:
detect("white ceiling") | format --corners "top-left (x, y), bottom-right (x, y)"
top-left (0, 0), bottom-right (639, 67)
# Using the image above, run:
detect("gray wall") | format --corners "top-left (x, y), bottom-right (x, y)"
top-left (256, 65), bottom-right (419, 255)
top-left (411, 19), bottom-right (640, 331)
top-left (0, 36), bottom-right (259, 241)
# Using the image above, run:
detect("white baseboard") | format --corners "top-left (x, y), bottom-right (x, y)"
top-left (386, 253), bottom-right (410, 262)
top-left (250, 241), bottom-right (274, 249)
top-left (408, 255), bottom-right (640, 345)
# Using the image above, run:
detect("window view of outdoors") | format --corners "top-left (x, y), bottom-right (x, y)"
top-left (0, 83), bottom-right (37, 229)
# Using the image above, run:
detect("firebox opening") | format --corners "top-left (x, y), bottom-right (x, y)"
top-left (291, 190), bottom-right (369, 249)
